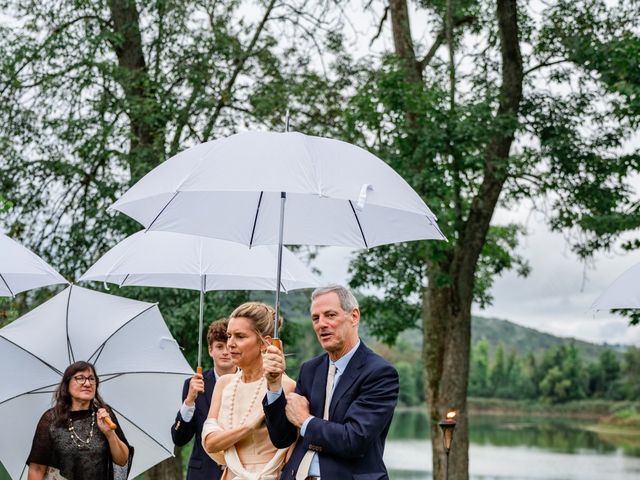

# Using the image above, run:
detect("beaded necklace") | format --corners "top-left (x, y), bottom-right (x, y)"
top-left (228, 374), bottom-right (265, 427)
top-left (68, 411), bottom-right (95, 449)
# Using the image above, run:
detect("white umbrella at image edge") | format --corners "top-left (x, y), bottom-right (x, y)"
top-left (110, 130), bottom-right (446, 341)
top-left (591, 262), bottom-right (640, 311)
top-left (0, 233), bottom-right (67, 296)
top-left (78, 230), bottom-right (319, 370)
top-left (0, 285), bottom-right (193, 479)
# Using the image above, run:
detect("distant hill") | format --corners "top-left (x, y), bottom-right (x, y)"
top-left (251, 290), bottom-right (627, 364)
top-left (384, 315), bottom-right (627, 364)
top-left (470, 316), bottom-right (627, 363)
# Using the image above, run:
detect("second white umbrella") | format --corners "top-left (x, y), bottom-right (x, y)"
top-left (591, 262), bottom-right (640, 311)
top-left (79, 230), bottom-right (319, 369)
top-left (0, 233), bottom-right (67, 296)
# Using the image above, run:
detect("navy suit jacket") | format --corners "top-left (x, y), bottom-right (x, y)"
top-left (171, 369), bottom-right (223, 480)
top-left (263, 341), bottom-right (399, 480)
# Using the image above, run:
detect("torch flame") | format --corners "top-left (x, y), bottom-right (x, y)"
top-left (446, 411), bottom-right (456, 420)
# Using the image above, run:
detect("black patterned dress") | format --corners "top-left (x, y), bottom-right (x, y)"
top-left (26, 408), bottom-right (132, 480)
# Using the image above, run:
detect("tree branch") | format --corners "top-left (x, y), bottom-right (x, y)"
top-left (417, 15), bottom-right (475, 73)
top-left (370, 6), bottom-right (389, 46)
top-left (201, 0), bottom-right (277, 141)
top-left (0, 15), bottom-right (110, 97)
top-left (524, 58), bottom-right (569, 76)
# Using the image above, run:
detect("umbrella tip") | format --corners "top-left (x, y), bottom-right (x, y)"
top-left (285, 110), bottom-right (290, 132)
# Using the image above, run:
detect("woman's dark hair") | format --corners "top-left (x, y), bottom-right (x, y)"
top-left (53, 361), bottom-right (106, 426)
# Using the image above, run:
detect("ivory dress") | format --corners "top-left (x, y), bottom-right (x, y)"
top-left (203, 372), bottom-right (289, 480)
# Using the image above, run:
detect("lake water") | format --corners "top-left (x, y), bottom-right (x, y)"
top-left (385, 410), bottom-right (640, 480)
top-left (3, 410), bottom-right (639, 479)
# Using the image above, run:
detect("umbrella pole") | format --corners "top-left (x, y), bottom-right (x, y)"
top-left (197, 275), bottom-right (205, 375)
top-left (273, 192), bottom-right (286, 347)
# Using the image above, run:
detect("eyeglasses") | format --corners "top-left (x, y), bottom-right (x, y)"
top-left (72, 375), bottom-right (97, 385)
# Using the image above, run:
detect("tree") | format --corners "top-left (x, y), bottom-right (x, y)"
top-left (0, 0), bottom-right (344, 476)
top-left (397, 361), bottom-right (420, 406)
top-left (588, 349), bottom-right (622, 398)
top-left (621, 346), bottom-right (640, 399)
top-left (468, 338), bottom-right (490, 396)
top-left (0, 0), bottom-right (346, 276)
top-left (344, 1), bottom-right (640, 478)
top-left (489, 343), bottom-right (507, 396)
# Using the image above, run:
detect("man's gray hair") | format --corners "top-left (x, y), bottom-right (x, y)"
top-left (311, 284), bottom-right (359, 312)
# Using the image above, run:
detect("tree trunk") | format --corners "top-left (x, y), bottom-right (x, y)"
top-left (108, 0), bottom-right (165, 182)
top-left (387, 0), bottom-right (524, 478)
top-left (423, 282), bottom-right (472, 480)
top-left (145, 446), bottom-right (183, 480)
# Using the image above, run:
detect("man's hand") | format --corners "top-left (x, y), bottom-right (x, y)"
top-left (263, 345), bottom-right (285, 392)
top-left (285, 392), bottom-right (311, 428)
top-left (185, 373), bottom-right (204, 406)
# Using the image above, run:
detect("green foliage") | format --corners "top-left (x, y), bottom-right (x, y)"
top-left (621, 347), bottom-right (640, 399)
top-left (343, 0), bottom-right (640, 350)
top-left (0, 193), bottom-right (11, 213)
top-left (397, 361), bottom-right (420, 406)
top-left (0, 0), bottom-right (347, 277)
top-left (530, 0), bottom-right (640, 258)
top-left (469, 338), bottom-right (490, 396)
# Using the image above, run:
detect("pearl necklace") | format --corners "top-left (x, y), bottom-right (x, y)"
top-left (68, 412), bottom-right (95, 449)
top-left (228, 375), bottom-right (265, 427)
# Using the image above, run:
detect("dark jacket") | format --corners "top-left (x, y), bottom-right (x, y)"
top-left (263, 342), bottom-right (399, 480)
top-left (171, 370), bottom-right (223, 480)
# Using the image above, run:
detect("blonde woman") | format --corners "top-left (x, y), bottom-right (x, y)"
top-left (202, 303), bottom-right (295, 480)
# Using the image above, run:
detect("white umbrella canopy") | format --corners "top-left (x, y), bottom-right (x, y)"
top-left (0, 285), bottom-right (193, 479)
top-left (78, 230), bottom-right (319, 369)
top-left (0, 233), bottom-right (67, 296)
top-left (591, 263), bottom-right (640, 311)
top-left (110, 131), bottom-right (446, 340)
top-left (79, 230), bottom-right (319, 292)
top-left (110, 131), bottom-right (445, 248)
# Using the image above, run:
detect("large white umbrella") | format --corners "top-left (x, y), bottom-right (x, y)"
top-left (110, 131), bottom-right (446, 339)
top-left (0, 285), bottom-right (193, 479)
top-left (0, 233), bottom-right (67, 296)
top-left (79, 230), bottom-right (319, 369)
top-left (591, 263), bottom-right (640, 311)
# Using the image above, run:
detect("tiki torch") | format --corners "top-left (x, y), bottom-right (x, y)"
top-left (438, 410), bottom-right (457, 480)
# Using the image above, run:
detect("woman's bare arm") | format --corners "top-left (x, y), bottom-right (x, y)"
top-left (27, 463), bottom-right (46, 480)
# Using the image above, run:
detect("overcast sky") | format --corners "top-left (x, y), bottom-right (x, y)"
top-left (311, 205), bottom-right (640, 347)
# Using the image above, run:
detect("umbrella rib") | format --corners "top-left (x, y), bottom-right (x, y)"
top-left (348, 200), bottom-right (369, 249)
top-left (119, 273), bottom-right (131, 287)
top-left (108, 405), bottom-right (174, 456)
top-left (0, 385), bottom-right (59, 407)
top-left (0, 335), bottom-right (64, 377)
top-left (88, 304), bottom-right (157, 364)
top-left (89, 343), bottom-right (106, 364)
top-left (146, 191), bottom-right (179, 232)
top-left (0, 273), bottom-right (15, 297)
top-left (97, 371), bottom-right (193, 381)
top-left (65, 285), bottom-right (75, 363)
top-left (426, 214), bottom-right (447, 241)
top-left (249, 191), bottom-right (264, 248)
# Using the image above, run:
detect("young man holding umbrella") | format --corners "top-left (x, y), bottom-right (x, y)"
top-left (171, 319), bottom-right (237, 480)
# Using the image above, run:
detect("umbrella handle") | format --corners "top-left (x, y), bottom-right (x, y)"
top-left (104, 417), bottom-right (117, 431)
top-left (94, 400), bottom-right (118, 430)
top-left (197, 366), bottom-right (203, 375)
top-left (271, 338), bottom-right (283, 352)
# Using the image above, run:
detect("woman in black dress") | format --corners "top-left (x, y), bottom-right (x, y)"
top-left (27, 361), bottom-right (132, 480)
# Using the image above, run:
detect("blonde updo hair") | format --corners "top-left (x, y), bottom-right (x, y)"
top-left (230, 302), bottom-right (281, 338)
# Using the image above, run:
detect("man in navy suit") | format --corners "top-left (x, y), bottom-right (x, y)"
top-left (263, 285), bottom-right (399, 480)
top-left (171, 319), bottom-right (236, 480)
